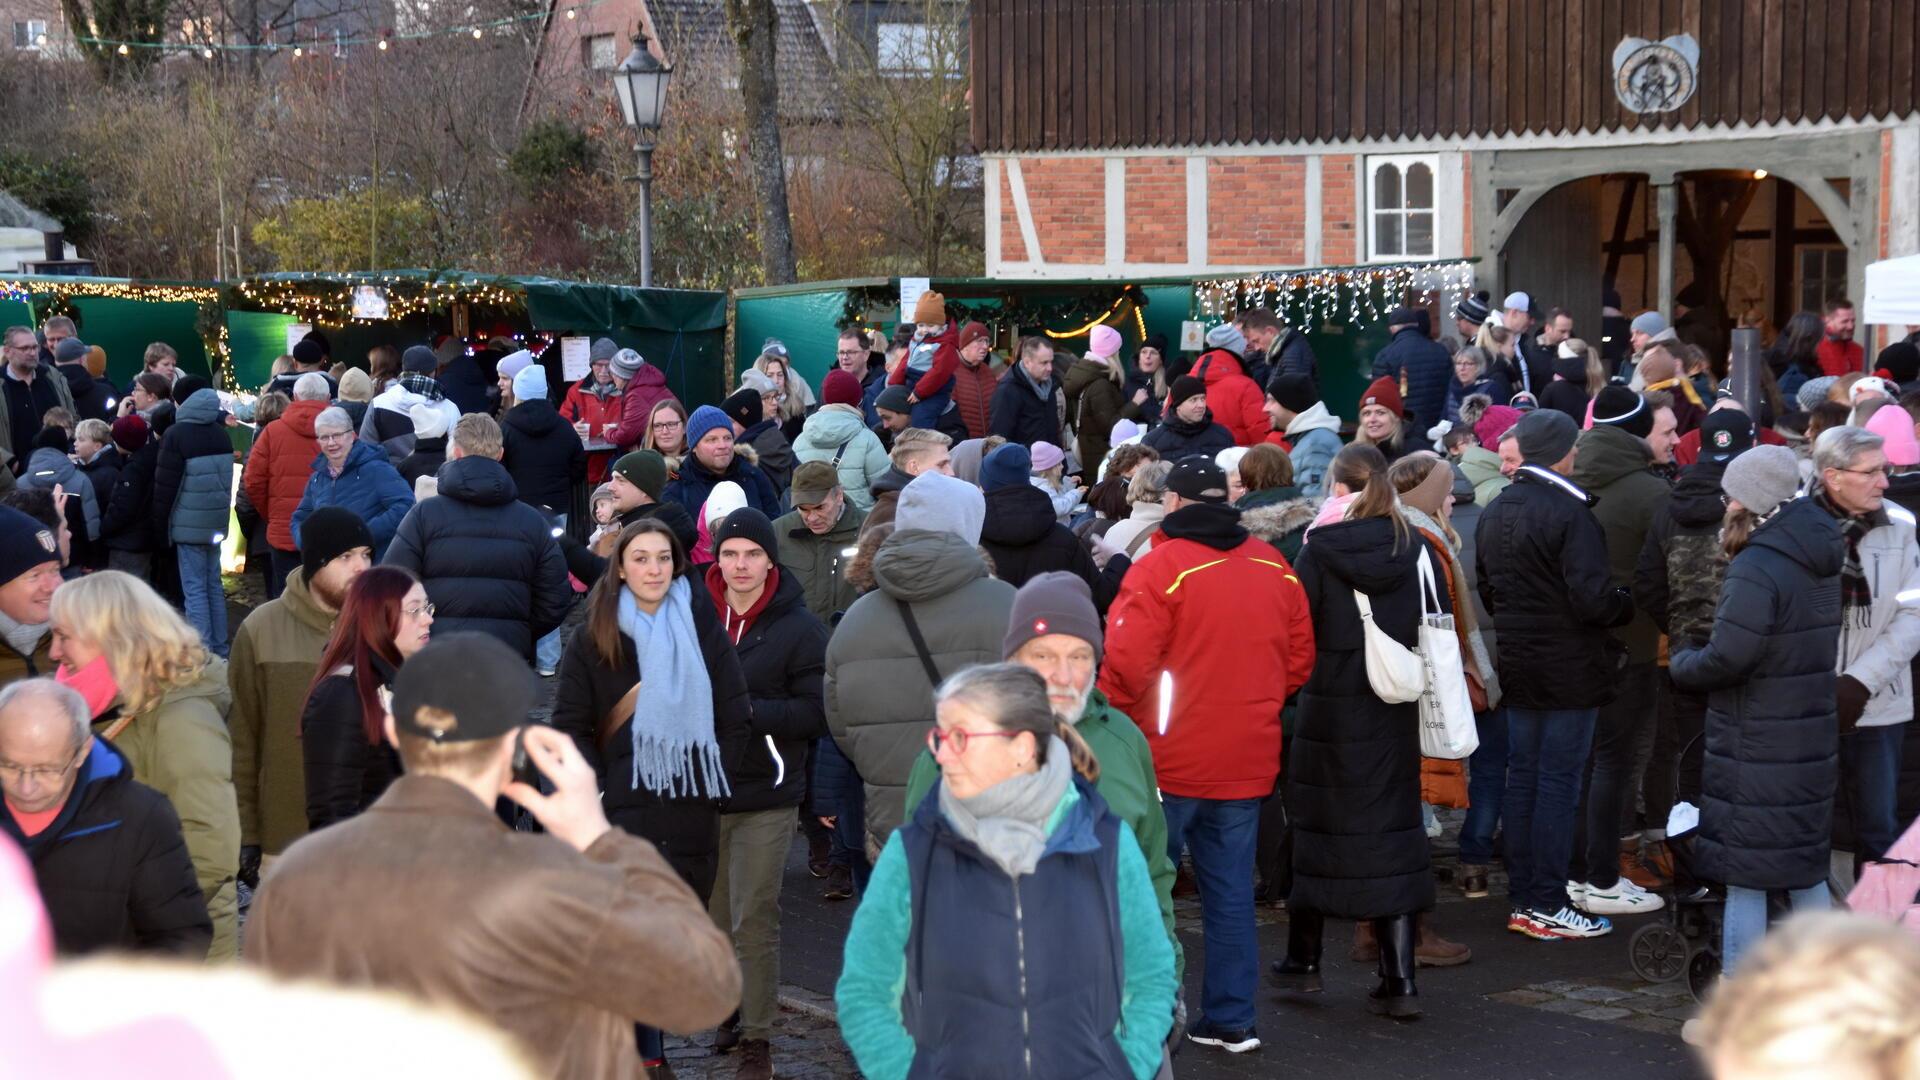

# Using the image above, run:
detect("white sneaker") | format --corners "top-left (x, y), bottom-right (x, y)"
top-left (1566, 881), bottom-right (1590, 906)
top-left (1581, 878), bottom-right (1666, 915)
top-left (1529, 905), bottom-right (1614, 939)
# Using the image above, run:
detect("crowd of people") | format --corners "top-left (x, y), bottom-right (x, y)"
top-left (6, 281), bottom-right (1920, 1080)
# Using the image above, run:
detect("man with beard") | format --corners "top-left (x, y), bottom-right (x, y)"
top-left (227, 507), bottom-right (374, 887)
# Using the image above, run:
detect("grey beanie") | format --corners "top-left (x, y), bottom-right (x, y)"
top-left (1797, 375), bottom-right (1838, 413)
top-left (610, 348), bottom-right (644, 380)
top-left (896, 471), bottom-right (985, 547)
top-left (1205, 322), bottom-right (1247, 357)
top-left (401, 345), bottom-right (439, 374)
top-left (1630, 311), bottom-right (1669, 337)
top-left (1513, 408), bottom-right (1580, 466)
top-left (589, 337), bottom-right (619, 363)
top-left (53, 337), bottom-right (88, 364)
top-left (1721, 444), bottom-right (1801, 516)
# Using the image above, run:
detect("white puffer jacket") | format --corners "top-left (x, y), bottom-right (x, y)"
top-left (1839, 501), bottom-right (1920, 728)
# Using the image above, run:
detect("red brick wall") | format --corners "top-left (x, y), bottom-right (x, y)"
top-left (1206, 157), bottom-right (1306, 264)
top-left (999, 166), bottom-right (1029, 263)
top-left (1020, 157), bottom-right (1106, 264)
top-left (1320, 154), bottom-right (1357, 264)
top-left (1124, 157), bottom-right (1187, 264)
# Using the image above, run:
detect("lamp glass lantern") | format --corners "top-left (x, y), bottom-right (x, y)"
top-left (612, 38), bottom-right (672, 132)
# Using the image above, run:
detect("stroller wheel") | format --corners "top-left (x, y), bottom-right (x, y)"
top-left (1688, 948), bottom-right (1721, 1004)
top-left (1629, 923), bottom-right (1689, 983)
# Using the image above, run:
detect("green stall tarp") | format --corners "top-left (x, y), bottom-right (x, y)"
top-left (734, 286), bottom-right (851, 391)
top-left (0, 297), bottom-right (29, 329)
top-left (226, 310), bottom-right (301, 392)
top-left (0, 278), bottom-right (214, 384)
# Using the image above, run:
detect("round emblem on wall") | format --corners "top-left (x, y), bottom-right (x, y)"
top-left (1613, 35), bottom-right (1700, 115)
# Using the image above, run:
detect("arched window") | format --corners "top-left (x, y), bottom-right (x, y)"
top-left (1367, 155), bottom-right (1437, 260)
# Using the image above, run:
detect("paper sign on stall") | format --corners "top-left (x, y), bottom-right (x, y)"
top-left (899, 277), bottom-right (931, 324)
top-left (286, 323), bottom-right (313, 353)
top-left (560, 336), bottom-right (592, 381)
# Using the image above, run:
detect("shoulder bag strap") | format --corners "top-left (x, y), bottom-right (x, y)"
top-left (831, 437), bottom-right (853, 467)
top-left (598, 682), bottom-right (642, 751)
top-left (897, 600), bottom-right (944, 686)
top-left (1125, 525), bottom-right (1154, 558)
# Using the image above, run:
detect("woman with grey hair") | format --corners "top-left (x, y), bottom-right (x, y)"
top-left (1444, 345), bottom-right (1512, 423)
top-left (1102, 460), bottom-right (1173, 560)
top-left (290, 406), bottom-right (416, 560)
top-left (837, 663), bottom-right (1177, 1080)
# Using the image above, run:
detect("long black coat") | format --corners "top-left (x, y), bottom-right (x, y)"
top-left (1287, 515), bottom-right (1436, 919)
top-left (382, 455), bottom-right (570, 660)
top-left (397, 435), bottom-right (447, 489)
top-left (301, 656), bottom-right (402, 831)
top-left (1474, 465), bottom-right (1635, 710)
top-left (99, 430), bottom-right (159, 553)
top-left (1670, 496), bottom-right (1844, 890)
top-left (979, 482), bottom-right (1107, 602)
top-left (707, 566), bottom-right (829, 813)
top-left (0, 737), bottom-right (211, 956)
top-left (500, 398), bottom-right (587, 516)
top-left (549, 585), bottom-right (753, 899)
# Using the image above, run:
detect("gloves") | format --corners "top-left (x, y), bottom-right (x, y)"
top-left (1836, 674), bottom-right (1870, 733)
top-left (238, 844), bottom-right (262, 889)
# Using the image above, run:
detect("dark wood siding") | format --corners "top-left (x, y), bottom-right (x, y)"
top-left (971, 0), bottom-right (1919, 151)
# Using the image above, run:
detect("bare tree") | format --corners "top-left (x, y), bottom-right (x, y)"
top-left (721, 0), bottom-right (796, 284)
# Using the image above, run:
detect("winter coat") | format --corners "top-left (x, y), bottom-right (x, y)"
top-left (550, 582), bottom-right (754, 898)
top-left (247, 775), bottom-right (740, 1080)
top-left (0, 361), bottom-right (74, 470)
top-left (1370, 328), bottom-right (1453, 432)
top-left (301, 655), bottom-right (402, 831)
top-left (1448, 464), bottom-right (1498, 660)
top-left (1830, 501), bottom-right (1920, 729)
top-left (1102, 500), bottom-right (1165, 560)
top-left (1099, 503), bottom-right (1316, 800)
top-left (773, 499), bottom-right (868, 624)
top-left (825, 529), bottom-right (1017, 845)
top-left (560, 500), bottom-right (699, 590)
top-left (793, 404), bottom-right (890, 511)
top-left (1445, 372), bottom-right (1514, 423)
top-left (1141, 411), bottom-right (1235, 462)
top-left (1064, 359), bottom-right (1126, 472)
top-left (382, 455), bottom-right (570, 659)
top-left (1193, 348), bottom-right (1269, 446)
top-left (988, 364), bottom-right (1063, 448)
top-left (1671, 497), bottom-right (1845, 889)
top-left (98, 435), bottom-right (156, 554)
top-left (150, 389), bottom-right (233, 546)
top-left (290, 439), bottom-right (415, 560)
top-left (244, 399), bottom-right (326, 551)
top-left (979, 483), bottom-right (1114, 609)
top-left (1, 736), bottom-right (210, 957)
top-left (738, 418), bottom-right (794, 494)
top-left (95, 659), bottom-right (240, 960)
top-left (838, 779), bottom-right (1174, 1080)
top-left (1457, 444), bottom-right (1511, 508)
top-left (1282, 403), bottom-right (1343, 498)
top-left (1634, 459), bottom-right (1732, 649)
top-left (705, 567), bottom-right (829, 813)
top-left (1570, 424), bottom-right (1672, 664)
top-left (397, 435), bottom-right (447, 489)
top-left (1121, 369), bottom-right (1165, 426)
top-left (601, 362), bottom-right (678, 453)
top-left (22, 445), bottom-right (99, 542)
top-left (662, 452), bottom-right (780, 523)
top-left (1288, 516), bottom-right (1437, 919)
top-left (360, 383), bottom-right (461, 465)
top-left (266, 369), bottom-right (336, 400)
top-left (500, 398), bottom-right (587, 515)
top-left (227, 566), bottom-right (336, 856)
top-left (951, 359), bottom-right (999, 438)
top-left (1267, 327), bottom-right (1319, 381)
top-left (1538, 379), bottom-right (1591, 422)
top-left (1474, 465), bottom-right (1635, 710)
top-left (58, 363), bottom-right (115, 423)
top-left (888, 320), bottom-right (961, 400)
top-left (1240, 486), bottom-right (1318, 564)
top-left (77, 445), bottom-right (126, 544)
top-left (435, 354), bottom-right (492, 416)
top-left (560, 377), bottom-right (623, 484)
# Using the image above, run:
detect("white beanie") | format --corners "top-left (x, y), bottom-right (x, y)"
top-left (703, 481), bottom-right (748, 529)
top-left (408, 403), bottom-right (449, 440)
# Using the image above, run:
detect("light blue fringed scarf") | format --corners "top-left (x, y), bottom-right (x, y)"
top-left (618, 578), bottom-right (729, 799)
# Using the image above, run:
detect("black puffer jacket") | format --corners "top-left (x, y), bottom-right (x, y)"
top-left (549, 584), bottom-right (754, 898)
top-left (99, 421), bottom-right (160, 553)
top-left (500, 398), bottom-right (586, 515)
top-left (1634, 458), bottom-right (1731, 648)
top-left (1670, 496), bottom-right (1844, 890)
top-left (705, 565), bottom-right (828, 813)
top-left (382, 455), bottom-right (569, 659)
top-left (397, 435), bottom-right (447, 489)
top-left (1140, 412), bottom-right (1234, 462)
top-left (1287, 516), bottom-right (1436, 919)
top-left (300, 655), bottom-right (403, 831)
top-left (1474, 464), bottom-right (1635, 709)
top-left (0, 737), bottom-right (211, 957)
top-left (1370, 327), bottom-right (1452, 432)
top-left (987, 364), bottom-right (1063, 448)
top-left (978, 482), bottom-right (1123, 612)
top-left (59, 363), bottom-right (115, 423)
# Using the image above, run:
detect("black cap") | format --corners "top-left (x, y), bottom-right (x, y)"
top-left (1387, 305), bottom-right (1422, 330)
top-left (1267, 372), bottom-right (1319, 414)
top-left (300, 506), bottom-right (375, 582)
top-left (1169, 374), bottom-right (1207, 408)
top-left (392, 632), bottom-right (538, 744)
top-left (720, 387), bottom-right (762, 430)
top-left (1167, 458), bottom-right (1230, 504)
top-left (1698, 407), bottom-right (1756, 464)
top-left (711, 506), bottom-right (779, 561)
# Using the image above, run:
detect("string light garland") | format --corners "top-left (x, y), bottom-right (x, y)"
top-left (1194, 258), bottom-right (1476, 332)
top-left (59, 0), bottom-right (604, 58)
top-left (838, 283), bottom-right (1147, 342)
top-left (232, 273), bottom-right (525, 328)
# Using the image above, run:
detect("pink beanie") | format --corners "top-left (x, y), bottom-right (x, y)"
top-left (1030, 441), bottom-right (1066, 472)
top-left (1472, 404), bottom-right (1524, 448)
top-left (1087, 324), bottom-right (1122, 362)
top-left (1866, 403), bottom-right (1920, 467)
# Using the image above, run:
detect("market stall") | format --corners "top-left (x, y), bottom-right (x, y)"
top-left (0, 275), bottom-right (219, 384)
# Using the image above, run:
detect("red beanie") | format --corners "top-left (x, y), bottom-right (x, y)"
top-left (821, 368), bottom-right (864, 408)
top-left (1359, 376), bottom-right (1404, 419)
top-left (111, 414), bottom-right (149, 453)
top-left (958, 321), bottom-right (990, 350)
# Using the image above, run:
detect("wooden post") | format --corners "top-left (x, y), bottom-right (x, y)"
top-left (1729, 326), bottom-right (1763, 419)
top-left (1656, 182), bottom-right (1677, 321)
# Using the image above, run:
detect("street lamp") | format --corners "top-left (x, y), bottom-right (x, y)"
top-left (612, 30), bottom-right (672, 288)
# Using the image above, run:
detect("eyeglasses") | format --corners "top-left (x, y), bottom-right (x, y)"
top-left (403, 601), bottom-right (436, 618)
top-left (653, 419), bottom-right (683, 430)
top-left (316, 431), bottom-right (352, 443)
top-left (1835, 464), bottom-right (1895, 479)
top-left (0, 743), bottom-right (84, 783)
top-left (926, 726), bottom-right (1022, 755)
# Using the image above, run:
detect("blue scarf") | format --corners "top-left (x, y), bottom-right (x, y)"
top-left (618, 578), bottom-right (728, 798)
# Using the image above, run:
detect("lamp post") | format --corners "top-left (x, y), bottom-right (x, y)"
top-left (612, 30), bottom-right (672, 288)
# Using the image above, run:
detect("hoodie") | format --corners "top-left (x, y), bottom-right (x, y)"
top-left (793, 404), bottom-right (890, 510)
top-left (22, 443), bottom-right (99, 542)
top-left (978, 482), bottom-right (1106, 600)
top-left (58, 362), bottom-right (115, 423)
top-left (1570, 424), bottom-right (1672, 662)
top-left (1284, 402), bottom-right (1343, 498)
top-left (1456, 444), bottom-right (1511, 509)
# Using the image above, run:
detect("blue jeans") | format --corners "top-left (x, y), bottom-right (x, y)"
top-left (1162, 795), bottom-right (1260, 1030)
top-left (178, 543), bottom-right (228, 659)
top-left (535, 627), bottom-right (563, 673)
top-left (906, 380), bottom-right (954, 429)
top-left (1723, 882), bottom-right (1830, 975)
top-left (1841, 723), bottom-right (1908, 867)
top-left (1459, 707), bottom-right (1509, 865)
top-left (1504, 708), bottom-right (1598, 912)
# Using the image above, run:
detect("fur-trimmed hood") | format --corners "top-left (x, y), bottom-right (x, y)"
top-left (1240, 496), bottom-right (1319, 545)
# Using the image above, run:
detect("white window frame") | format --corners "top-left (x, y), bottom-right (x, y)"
top-left (582, 33), bottom-right (616, 71)
top-left (1796, 244), bottom-right (1848, 313)
top-left (1365, 153), bottom-right (1439, 262)
top-left (876, 22), bottom-right (935, 73)
top-left (13, 19), bottom-right (47, 50)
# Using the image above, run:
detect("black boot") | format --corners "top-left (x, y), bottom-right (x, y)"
top-left (1368, 915), bottom-right (1421, 1019)
top-left (1268, 908), bottom-right (1324, 993)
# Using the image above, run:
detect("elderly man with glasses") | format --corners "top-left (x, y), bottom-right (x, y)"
top-left (0, 326), bottom-right (76, 476)
top-left (291, 406), bottom-right (415, 561)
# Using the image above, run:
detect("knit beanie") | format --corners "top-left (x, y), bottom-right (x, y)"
top-left (338, 367), bottom-right (374, 403)
top-left (874, 385), bottom-right (913, 415)
top-left (1401, 461), bottom-right (1455, 517)
top-left (53, 338), bottom-right (87, 364)
top-left (1204, 323), bottom-right (1247, 357)
top-left (1513, 409), bottom-right (1580, 466)
top-left (612, 450), bottom-right (668, 500)
top-left (171, 374), bottom-right (210, 405)
top-left (402, 345), bottom-right (439, 373)
top-left (1030, 441), bottom-right (1065, 472)
top-left (958, 321), bottom-right (990, 351)
top-left (408, 403), bottom-right (449, 441)
top-left (1453, 292), bottom-right (1492, 325)
top-left (685, 405), bottom-right (733, 449)
top-left (1503, 291), bottom-right (1532, 314)
top-left (1087, 325), bottom-right (1122, 361)
top-left (109, 415), bottom-right (148, 454)
top-left (1720, 445), bottom-right (1801, 516)
top-left (610, 348), bottom-right (645, 381)
top-left (980, 442), bottom-right (1033, 492)
top-left (912, 290), bottom-right (947, 326)
top-left (1267, 372), bottom-right (1318, 414)
top-left (512, 364), bottom-right (549, 403)
top-left (1386, 306), bottom-right (1422, 331)
top-left (1143, 332), bottom-right (1169, 355)
top-left (897, 471), bottom-right (986, 546)
top-left (1359, 375), bottom-right (1404, 419)
top-left (1797, 375), bottom-right (1839, 413)
top-left (702, 481), bottom-right (748, 529)
top-left (721, 388), bottom-right (762, 429)
top-left (590, 337), bottom-right (620, 364)
top-left (0, 505), bottom-right (59, 586)
top-left (1216, 446), bottom-right (1249, 475)
top-left (299, 506), bottom-right (375, 582)
top-left (711, 506), bottom-right (779, 560)
top-left (1003, 571), bottom-right (1103, 661)
top-left (1590, 385), bottom-right (1653, 439)
top-left (1472, 404), bottom-right (1523, 448)
top-left (821, 368), bottom-right (863, 408)
top-left (292, 338), bottom-right (326, 368)
top-left (1877, 341), bottom-right (1920, 386)
top-left (1867, 402), bottom-right (1920, 467)
top-left (84, 346), bottom-right (107, 378)
top-left (496, 350), bottom-right (534, 380)
top-left (1630, 311), bottom-right (1669, 337)
top-left (1169, 374), bottom-right (1207, 409)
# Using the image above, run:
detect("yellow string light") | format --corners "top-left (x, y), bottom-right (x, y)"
top-left (1042, 292), bottom-right (1135, 340)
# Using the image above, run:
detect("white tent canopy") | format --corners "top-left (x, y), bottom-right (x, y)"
top-left (1864, 253), bottom-right (1920, 327)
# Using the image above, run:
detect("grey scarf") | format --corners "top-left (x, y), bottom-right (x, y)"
top-left (0, 608), bottom-right (48, 660)
top-left (938, 735), bottom-right (1072, 878)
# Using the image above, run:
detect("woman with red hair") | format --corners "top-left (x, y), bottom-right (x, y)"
top-left (300, 566), bottom-right (436, 831)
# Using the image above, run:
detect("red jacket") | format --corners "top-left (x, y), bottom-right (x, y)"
top-left (1194, 348), bottom-right (1269, 447)
top-left (245, 399), bottom-right (326, 551)
top-left (1098, 514), bottom-right (1315, 799)
top-left (560, 379), bottom-right (624, 484)
top-left (888, 321), bottom-right (960, 399)
top-left (951, 359), bottom-right (1000, 439)
top-left (1817, 338), bottom-right (1865, 377)
top-left (602, 363), bottom-right (677, 454)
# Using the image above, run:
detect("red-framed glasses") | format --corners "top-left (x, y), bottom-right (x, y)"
top-left (926, 727), bottom-right (1022, 755)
